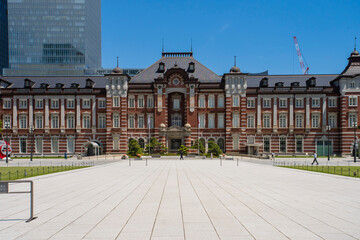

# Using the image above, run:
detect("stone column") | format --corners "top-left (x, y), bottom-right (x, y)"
top-left (92, 97), bottom-right (97, 131)
top-left (306, 97), bottom-right (310, 129)
top-left (76, 96), bottom-right (81, 129)
top-left (257, 97), bottom-right (261, 132)
top-left (60, 97), bottom-right (65, 129)
top-left (45, 97), bottom-right (49, 129)
top-left (13, 97), bottom-right (18, 129)
top-left (273, 97), bottom-right (277, 132)
top-left (322, 97), bottom-right (327, 132)
top-left (29, 96), bottom-right (33, 128)
top-left (289, 97), bottom-right (294, 131)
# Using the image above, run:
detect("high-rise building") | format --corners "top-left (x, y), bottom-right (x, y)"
top-left (0, 0), bottom-right (9, 73)
top-left (6, 0), bottom-right (101, 74)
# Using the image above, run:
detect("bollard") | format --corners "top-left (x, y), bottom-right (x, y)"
top-left (24, 170), bottom-right (27, 178)
top-left (237, 158), bottom-right (239, 166)
top-left (220, 157), bottom-right (222, 166)
top-left (146, 158), bottom-right (148, 166)
top-left (8, 171), bottom-right (10, 180)
top-left (0, 172), bottom-right (2, 180)
top-left (348, 168), bottom-right (350, 176)
top-left (129, 158), bottom-right (131, 166)
top-left (31, 169), bottom-right (33, 176)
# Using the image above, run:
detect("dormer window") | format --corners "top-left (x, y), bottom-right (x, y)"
top-left (86, 79), bottom-right (94, 88)
top-left (188, 62), bottom-right (195, 72)
top-left (260, 78), bottom-right (268, 87)
top-left (55, 83), bottom-right (64, 89)
top-left (40, 83), bottom-right (49, 89)
top-left (70, 83), bottom-right (80, 88)
top-left (158, 62), bottom-right (165, 73)
top-left (24, 78), bottom-right (34, 88)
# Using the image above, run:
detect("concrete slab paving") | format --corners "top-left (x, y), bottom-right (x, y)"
top-left (0, 159), bottom-right (359, 240)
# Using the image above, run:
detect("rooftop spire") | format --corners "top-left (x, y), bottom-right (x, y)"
top-left (162, 38), bottom-right (164, 53)
top-left (191, 38), bottom-right (193, 52)
top-left (355, 36), bottom-right (357, 51)
top-left (234, 56), bottom-right (237, 66)
top-left (116, 56), bottom-right (119, 68)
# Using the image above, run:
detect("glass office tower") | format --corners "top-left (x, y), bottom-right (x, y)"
top-left (7, 0), bottom-right (101, 70)
top-left (0, 0), bottom-right (9, 72)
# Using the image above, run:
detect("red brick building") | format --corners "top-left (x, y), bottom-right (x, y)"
top-left (1, 49), bottom-right (360, 157)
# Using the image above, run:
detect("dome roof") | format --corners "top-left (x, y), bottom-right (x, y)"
top-left (112, 67), bottom-right (123, 74)
top-left (184, 123), bottom-right (191, 128)
top-left (230, 66), bottom-right (241, 73)
top-left (351, 50), bottom-right (359, 56)
top-left (160, 123), bottom-right (166, 128)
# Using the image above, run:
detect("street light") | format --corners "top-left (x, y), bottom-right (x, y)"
top-left (326, 125), bottom-right (331, 161)
top-left (4, 123), bottom-right (10, 164)
top-left (353, 122), bottom-right (357, 163)
top-left (29, 125), bottom-right (34, 162)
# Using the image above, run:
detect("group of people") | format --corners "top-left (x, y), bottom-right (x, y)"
top-left (271, 152), bottom-right (319, 165)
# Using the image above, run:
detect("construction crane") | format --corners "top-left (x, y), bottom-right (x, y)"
top-left (293, 36), bottom-right (309, 75)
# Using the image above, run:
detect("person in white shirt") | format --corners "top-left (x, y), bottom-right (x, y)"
top-left (311, 152), bottom-right (319, 165)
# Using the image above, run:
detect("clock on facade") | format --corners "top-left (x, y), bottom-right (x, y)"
top-left (173, 78), bottom-right (180, 85)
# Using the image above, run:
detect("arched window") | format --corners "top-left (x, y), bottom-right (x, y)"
top-left (139, 138), bottom-right (145, 149)
top-left (113, 113), bottom-right (120, 128)
top-left (217, 138), bottom-right (225, 152)
top-left (200, 138), bottom-right (206, 148)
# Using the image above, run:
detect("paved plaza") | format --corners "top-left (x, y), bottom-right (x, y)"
top-left (0, 159), bottom-right (359, 240)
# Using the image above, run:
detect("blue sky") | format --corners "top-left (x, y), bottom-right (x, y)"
top-left (101, 0), bottom-right (360, 75)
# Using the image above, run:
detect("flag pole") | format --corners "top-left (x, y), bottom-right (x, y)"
top-left (148, 115), bottom-right (151, 156)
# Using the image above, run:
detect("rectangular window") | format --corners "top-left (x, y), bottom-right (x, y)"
top-left (295, 114), bottom-right (303, 128)
top-left (35, 99), bottom-right (43, 109)
top-left (113, 114), bottom-right (120, 128)
top-left (98, 99), bottom-right (106, 108)
top-left (199, 95), bottom-right (205, 108)
top-left (51, 99), bottom-right (59, 109)
top-left (19, 138), bottom-right (27, 153)
top-left (114, 96), bottom-right (120, 107)
top-left (329, 114), bottom-right (337, 128)
top-left (173, 98), bottom-right (180, 110)
top-left (113, 137), bottom-right (119, 150)
top-left (35, 115), bottom-right (43, 129)
top-left (295, 98), bottom-right (303, 108)
top-left (3, 99), bottom-right (11, 109)
top-left (263, 137), bottom-right (270, 152)
top-left (35, 138), bottom-right (43, 154)
top-left (3, 115), bottom-right (11, 128)
top-left (279, 98), bottom-right (287, 108)
top-left (171, 115), bottom-right (182, 127)
top-left (67, 115), bottom-right (75, 128)
top-left (247, 99), bottom-right (255, 108)
top-left (263, 114), bottom-right (271, 128)
top-left (129, 115), bottom-right (135, 128)
top-left (349, 96), bottom-right (357, 106)
top-left (199, 114), bottom-right (205, 128)
top-left (232, 95), bottom-right (239, 107)
top-left (82, 115), bottom-right (90, 128)
top-left (148, 114), bottom-right (154, 128)
top-left (98, 114), bottom-right (106, 128)
top-left (208, 114), bottom-right (215, 128)
top-left (138, 115), bottom-right (144, 128)
top-left (147, 96), bottom-right (154, 108)
top-left (128, 97), bottom-right (135, 108)
top-left (312, 98), bottom-right (320, 108)
top-left (350, 81), bottom-right (356, 89)
top-left (312, 114), bottom-right (320, 128)
top-left (67, 138), bottom-right (75, 153)
top-left (232, 113), bottom-right (239, 127)
top-left (19, 115), bottom-right (27, 129)
top-left (217, 113), bottom-right (224, 128)
top-left (296, 138), bottom-right (303, 153)
top-left (208, 95), bottom-right (215, 108)
top-left (279, 114), bottom-right (287, 128)
top-left (328, 98), bottom-right (336, 107)
top-left (67, 99), bottom-right (75, 108)
top-left (247, 115), bottom-right (255, 128)
top-left (51, 115), bottom-right (59, 128)
top-left (349, 113), bottom-right (357, 127)
top-left (280, 137), bottom-right (286, 153)
top-left (19, 100), bottom-right (27, 109)
top-left (217, 95), bottom-right (224, 108)
top-left (263, 99), bottom-right (271, 108)
top-left (51, 138), bottom-right (59, 153)
top-left (138, 96), bottom-right (144, 108)
top-left (82, 99), bottom-right (91, 109)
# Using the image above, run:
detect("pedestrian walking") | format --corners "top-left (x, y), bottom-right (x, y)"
top-left (311, 152), bottom-right (319, 165)
top-left (271, 152), bottom-right (275, 160)
top-left (180, 151), bottom-right (184, 160)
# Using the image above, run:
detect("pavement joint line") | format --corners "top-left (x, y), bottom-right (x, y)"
top-left (187, 165), bottom-right (257, 240)
top-left (148, 161), bottom-right (172, 240)
top-left (0, 161), bottom-right (138, 224)
top-left (55, 164), bottom-right (164, 239)
top-left (10, 162), bottom-right (154, 239)
top-left (176, 163), bottom-right (186, 240)
top-left (216, 162), bottom-right (360, 223)
top-left (83, 165), bottom-right (166, 239)
top-left (182, 163), bottom-right (221, 240)
top-left (201, 163), bottom-right (358, 240)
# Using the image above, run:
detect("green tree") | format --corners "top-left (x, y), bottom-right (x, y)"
top-left (178, 145), bottom-right (188, 155)
top-left (191, 139), bottom-right (205, 154)
top-left (127, 139), bottom-right (142, 156)
top-left (145, 137), bottom-right (167, 154)
top-left (207, 140), bottom-right (222, 157)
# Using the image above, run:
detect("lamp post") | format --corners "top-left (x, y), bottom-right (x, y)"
top-left (326, 125), bottom-right (331, 161)
top-left (5, 123), bottom-right (10, 164)
top-left (29, 125), bottom-right (34, 162)
top-left (353, 123), bottom-right (357, 163)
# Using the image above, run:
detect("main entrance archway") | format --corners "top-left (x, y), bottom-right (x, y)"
top-left (82, 141), bottom-right (102, 157)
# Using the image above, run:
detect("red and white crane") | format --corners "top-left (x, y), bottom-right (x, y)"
top-left (293, 36), bottom-right (309, 75)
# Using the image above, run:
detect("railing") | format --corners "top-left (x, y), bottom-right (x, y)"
top-left (0, 180), bottom-right (36, 222)
top-left (162, 52), bottom-right (193, 58)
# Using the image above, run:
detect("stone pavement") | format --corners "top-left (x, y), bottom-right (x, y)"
top-left (0, 159), bottom-right (359, 240)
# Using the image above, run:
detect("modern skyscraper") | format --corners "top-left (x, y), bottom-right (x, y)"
top-left (0, 0), bottom-right (9, 73)
top-left (6, 0), bottom-right (101, 74)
